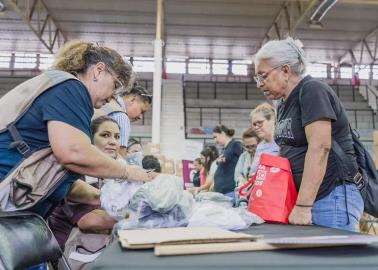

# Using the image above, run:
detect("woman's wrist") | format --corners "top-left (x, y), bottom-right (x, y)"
top-left (121, 164), bottom-right (129, 179)
top-left (295, 203), bottom-right (313, 208)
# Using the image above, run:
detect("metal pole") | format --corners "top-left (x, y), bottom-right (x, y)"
top-left (152, 0), bottom-right (164, 144)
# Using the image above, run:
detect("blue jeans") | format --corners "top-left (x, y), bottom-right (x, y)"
top-left (224, 191), bottom-right (236, 205)
top-left (26, 263), bottom-right (47, 270)
top-left (312, 183), bottom-right (364, 232)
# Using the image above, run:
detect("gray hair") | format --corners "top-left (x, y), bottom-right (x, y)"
top-left (254, 37), bottom-right (307, 76)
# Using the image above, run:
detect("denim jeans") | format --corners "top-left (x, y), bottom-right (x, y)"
top-left (312, 183), bottom-right (364, 232)
top-left (224, 191), bottom-right (236, 205)
top-left (27, 263), bottom-right (48, 270)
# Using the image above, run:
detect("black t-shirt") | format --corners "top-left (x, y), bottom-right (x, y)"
top-left (214, 139), bottom-right (243, 194)
top-left (274, 75), bottom-right (356, 200)
top-left (192, 171), bottom-right (200, 187)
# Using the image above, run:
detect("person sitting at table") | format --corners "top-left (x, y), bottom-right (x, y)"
top-left (192, 158), bottom-right (203, 188)
top-left (192, 147), bottom-right (218, 193)
top-left (234, 127), bottom-right (261, 188)
top-left (48, 116), bottom-right (122, 249)
top-left (142, 155), bottom-right (162, 173)
top-left (126, 138), bottom-right (144, 166)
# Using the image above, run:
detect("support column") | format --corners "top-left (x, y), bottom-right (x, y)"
top-left (152, 0), bottom-right (164, 144)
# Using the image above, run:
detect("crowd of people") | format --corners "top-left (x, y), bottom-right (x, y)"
top-left (0, 36), bottom-right (365, 269)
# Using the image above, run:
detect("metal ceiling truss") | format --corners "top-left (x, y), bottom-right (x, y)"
top-left (339, 27), bottom-right (378, 66)
top-left (5, 0), bottom-right (67, 53)
top-left (260, 0), bottom-right (318, 48)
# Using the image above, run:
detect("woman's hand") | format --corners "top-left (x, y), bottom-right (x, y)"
top-left (288, 206), bottom-right (312, 225)
top-left (126, 165), bottom-right (158, 182)
top-left (217, 154), bottom-right (226, 163)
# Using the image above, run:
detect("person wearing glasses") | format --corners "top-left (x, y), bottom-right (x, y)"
top-left (249, 102), bottom-right (280, 175)
top-left (253, 36), bottom-right (363, 231)
top-left (0, 40), bottom-right (155, 218)
top-left (234, 127), bottom-right (262, 189)
top-left (94, 83), bottom-right (152, 158)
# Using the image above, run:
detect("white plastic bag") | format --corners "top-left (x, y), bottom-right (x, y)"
top-left (188, 202), bottom-right (264, 230)
top-left (117, 174), bottom-right (194, 229)
top-left (129, 174), bottom-right (183, 213)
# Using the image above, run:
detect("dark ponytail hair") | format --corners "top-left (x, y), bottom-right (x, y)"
top-left (200, 147), bottom-right (216, 173)
top-left (213, 124), bottom-right (235, 137)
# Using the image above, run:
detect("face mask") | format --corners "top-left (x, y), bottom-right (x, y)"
top-left (126, 151), bottom-right (144, 167)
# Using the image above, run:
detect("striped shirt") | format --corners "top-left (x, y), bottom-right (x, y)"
top-left (109, 96), bottom-right (130, 148)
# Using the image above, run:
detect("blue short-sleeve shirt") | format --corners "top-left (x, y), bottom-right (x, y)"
top-left (0, 79), bottom-right (94, 217)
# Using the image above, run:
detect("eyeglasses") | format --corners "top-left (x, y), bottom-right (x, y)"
top-left (106, 66), bottom-right (125, 95)
top-left (253, 65), bottom-right (283, 85)
top-left (243, 144), bottom-right (258, 150)
top-left (252, 119), bottom-right (266, 128)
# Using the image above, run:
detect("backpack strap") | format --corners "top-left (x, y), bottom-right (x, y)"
top-left (7, 122), bottom-right (31, 158)
top-left (331, 132), bottom-right (364, 187)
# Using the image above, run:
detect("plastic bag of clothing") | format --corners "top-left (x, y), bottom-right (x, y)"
top-left (101, 180), bottom-right (142, 220)
top-left (116, 202), bottom-right (189, 229)
top-left (195, 192), bottom-right (233, 207)
top-left (188, 202), bottom-right (264, 230)
top-left (129, 174), bottom-right (184, 213)
top-left (117, 174), bottom-right (194, 229)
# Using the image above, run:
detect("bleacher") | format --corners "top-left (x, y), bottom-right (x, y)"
top-left (183, 80), bottom-right (378, 155)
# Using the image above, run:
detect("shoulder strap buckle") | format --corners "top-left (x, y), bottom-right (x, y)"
top-left (353, 172), bottom-right (364, 187)
top-left (8, 140), bottom-right (31, 157)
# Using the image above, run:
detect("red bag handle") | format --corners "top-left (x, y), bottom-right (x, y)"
top-left (239, 174), bottom-right (256, 197)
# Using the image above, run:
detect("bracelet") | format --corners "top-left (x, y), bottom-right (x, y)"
top-left (121, 165), bottom-right (129, 179)
top-left (296, 204), bottom-right (313, 208)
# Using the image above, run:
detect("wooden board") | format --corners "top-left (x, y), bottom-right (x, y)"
top-left (118, 227), bottom-right (261, 249)
top-left (154, 234), bottom-right (378, 256)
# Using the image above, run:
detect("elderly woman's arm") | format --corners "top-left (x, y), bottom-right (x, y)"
top-left (288, 119), bottom-right (332, 225)
top-left (48, 121), bottom-right (152, 182)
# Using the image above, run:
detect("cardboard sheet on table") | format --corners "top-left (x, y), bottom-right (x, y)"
top-left (263, 234), bottom-right (378, 245)
top-left (154, 234), bottom-right (378, 256)
top-left (118, 227), bottom-right (260, 249)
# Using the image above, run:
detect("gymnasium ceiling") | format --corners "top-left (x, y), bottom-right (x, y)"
top-left (0, 0), bottom-right (377, 65)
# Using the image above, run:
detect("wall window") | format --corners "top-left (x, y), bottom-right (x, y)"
top-left (188, 59), bottom-right (210, 74)
top-left (0, 53), bottom-right (11, 68)
top-left (132, 57), bottom-right (154, 72)
top-left (356, 65), bottom-right (370, 80)
top-left (212, 59), bottom-right (228, 75)
top-left (39, 54), bottom-right (54, 70)
top-left (166, 59), bottom-right (186, 74)
top-left (340, 66), bottom-right (352, 79)
top-left (232, 60), bottom-right (250, 76)
top-left (372, 65), bottom-right (378, 80)
top-left (14, 53), bottom-right (36, 69)
top-left (306, 63), bottom-right (327, 78)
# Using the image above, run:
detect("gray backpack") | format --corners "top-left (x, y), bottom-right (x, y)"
top-left (0, 70), bottom-right (77, 211)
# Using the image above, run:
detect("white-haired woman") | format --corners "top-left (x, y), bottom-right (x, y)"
top-left (253, 37), bottom-right (363, 231)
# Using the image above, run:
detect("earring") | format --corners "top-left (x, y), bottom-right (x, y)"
top-left (93, 77), bottom-right (98, 82)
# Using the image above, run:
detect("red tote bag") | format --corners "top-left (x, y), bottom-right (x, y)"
top-left (239, 153), bottom-right (297, 224)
